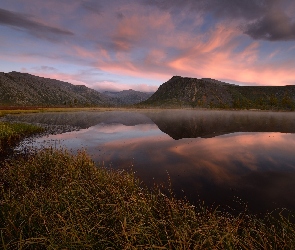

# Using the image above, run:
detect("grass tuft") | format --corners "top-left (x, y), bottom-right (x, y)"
top-left (1, 149), bottom-right (295, 249)
top-left (0, 122), bottom-right (44, 153)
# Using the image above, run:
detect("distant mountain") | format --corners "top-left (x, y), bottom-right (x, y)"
top-left (140, 76), bottom-right (295, 110)
top-left (0, 71), bottom-right (113, 107)
top-left (103, 89), bottom-right (154, 105)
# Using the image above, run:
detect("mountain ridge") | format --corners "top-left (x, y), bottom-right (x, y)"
top-left (0, 72), bottom-right (152, 107)
top-left (0, 71), bottom-right (112, 107)
top-left (140, 76), bottom-right (295, 110)
top-left (103, 89), bottom-right (154, 105)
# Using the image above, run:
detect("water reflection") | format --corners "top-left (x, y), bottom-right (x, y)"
top-left (1, 111), bottom-right (153, 128)
top-left (5, 110), bottom-right (295, 214)
top-left (145, 110), bottom-right (295, 139)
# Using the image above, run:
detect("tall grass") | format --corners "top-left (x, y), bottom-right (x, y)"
top-left (0, 122), bottom-right (44, 152)
top-left (1, 149), bottom-right (294, 249)
top-left (0, 107), bottom-right (139, 118)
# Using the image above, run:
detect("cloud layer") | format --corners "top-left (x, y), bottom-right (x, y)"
top-left (0, 0), bottom-right (295, 91)
top-left (0, 8), bottom-right (74, 41)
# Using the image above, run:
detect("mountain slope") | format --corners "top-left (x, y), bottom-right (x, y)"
top-left (103, 90), bottom-right (154, 105)
top-left (140, 76), bottom-right (295, 110)
top-left (0, 71), bottom-right (112, 107)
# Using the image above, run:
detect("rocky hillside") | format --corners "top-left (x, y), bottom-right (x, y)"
top-left (103, 90), bottom-right (154, 106)
top-left (140, 76), bottom-right (295, 110)
top-left (0, 71), bottom-right (112, 107)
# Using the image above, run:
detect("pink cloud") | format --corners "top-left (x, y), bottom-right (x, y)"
top-left (2, 0), bottom-right (295, 89)
top-left (89, 81), bottom-right (158, 92)
top-left (163, 24), bottom-right (295, 86)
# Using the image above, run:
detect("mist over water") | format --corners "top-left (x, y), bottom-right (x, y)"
top-left (3, 110), bottom-right (295, 214)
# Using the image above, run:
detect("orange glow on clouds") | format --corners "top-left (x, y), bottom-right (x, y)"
top-left (1, 0), bottom-right (295, 89)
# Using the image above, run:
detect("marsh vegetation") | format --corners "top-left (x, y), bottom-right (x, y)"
top-left (0, 122), bottom-right (44, 154)
top-left (1, 149), bottom-right (295, 249)
top-left (1, 110), bottom-right (295, 249)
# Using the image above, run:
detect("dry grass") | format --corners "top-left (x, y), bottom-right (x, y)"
top-left (1, 149), bottom-right (294, 249)
top-left (0, 108), bottom-right (103, 117)
top-left (0, 107), bottom-right (152, 119)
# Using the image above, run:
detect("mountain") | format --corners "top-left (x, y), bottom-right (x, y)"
top-left (103, 89), bottom-right (154, 105)
top-left (140, 76), bottom-right (295, 110)
top-left (0, 71), bottom-right (112, 107)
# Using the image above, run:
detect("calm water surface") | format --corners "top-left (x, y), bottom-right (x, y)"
top-left (4, 110), bottom-right (295, 214)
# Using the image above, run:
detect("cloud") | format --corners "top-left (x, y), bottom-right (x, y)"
top-left (90, 81), bottom-right (158, 92)
top-left (245, 9), bottom-right (295, 41)
top-left (81, 1), bottom-right (104, 15)
top-left (0, 7), bottom-right (74, 41)
top-left (142, 0), bottom-right (266, 20)
top-left (201, 0), bottom-right (267, 20)
top-left (32, 66), bottom-right (58, 72)
top-left (2, 0), bottom-right (295, 89)
top-left (142, 0), bottom-right (295, 41)
top-left (22, 65), bottom-right (158, 92)
top-left (116, 12), bottom-right (125, 20)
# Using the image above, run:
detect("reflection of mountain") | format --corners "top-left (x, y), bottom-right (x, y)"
top-left (1, 111), bottom-right (154, 129)
top-left (145, 110), bottom-right (295, 139)
top-left (4, 110), bottom-right (295, 140)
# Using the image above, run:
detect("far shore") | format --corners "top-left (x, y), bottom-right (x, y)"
top-left (0, 106), bottom-right (294, 118)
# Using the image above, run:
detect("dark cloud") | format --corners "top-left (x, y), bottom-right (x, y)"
top-left (142, 0), bottom-right (267, 20)
top-left (116, 12), bottom-right (125, 20)
top-left (81, 1), bottom-right (103, 14)
top-left (202, 0), bottom-right (267, 20)
top-left (142, 0), bottom-right (295, 41)
top-left (104, 36), bottom-right (135, 52)
top-left (245, 9), bottom-right (295, 41)
top-left (0, 8), bottom-right (74, 41)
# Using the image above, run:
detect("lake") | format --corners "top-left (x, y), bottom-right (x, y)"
top-left (3, 109), bottom-right (295, 214)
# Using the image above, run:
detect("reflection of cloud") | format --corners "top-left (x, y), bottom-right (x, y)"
top-left (25, 111), bottom-right (295, 212)
top-left (90, 124), bottom-right (158, 134)
top-left (100, 132), bottom-right (295, 186)
top-left (93, 131), bottom-right (295, 213)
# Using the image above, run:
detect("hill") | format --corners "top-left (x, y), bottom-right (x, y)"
top-left (0, 71), bottom-right (112, 107)
top-left (103, 89), bottom-right (154, 106)
top-left (140, 76), bottom-right (295, 110)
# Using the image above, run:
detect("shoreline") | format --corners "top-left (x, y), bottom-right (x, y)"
top-left (1, 148), bottom-right (295, 249)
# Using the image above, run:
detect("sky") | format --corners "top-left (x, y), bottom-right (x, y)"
top-left (1, 0), bottom-right (295, 92)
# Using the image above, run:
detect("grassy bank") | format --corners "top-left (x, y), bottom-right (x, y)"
top-left (0, 107), bottom-right (153, 119)
top-left (0, 122), bottom-right (44, 153)
top-left (1, 149), bottom-right (294, 249)
top-left (0, 107), bottom-right (109, 118)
